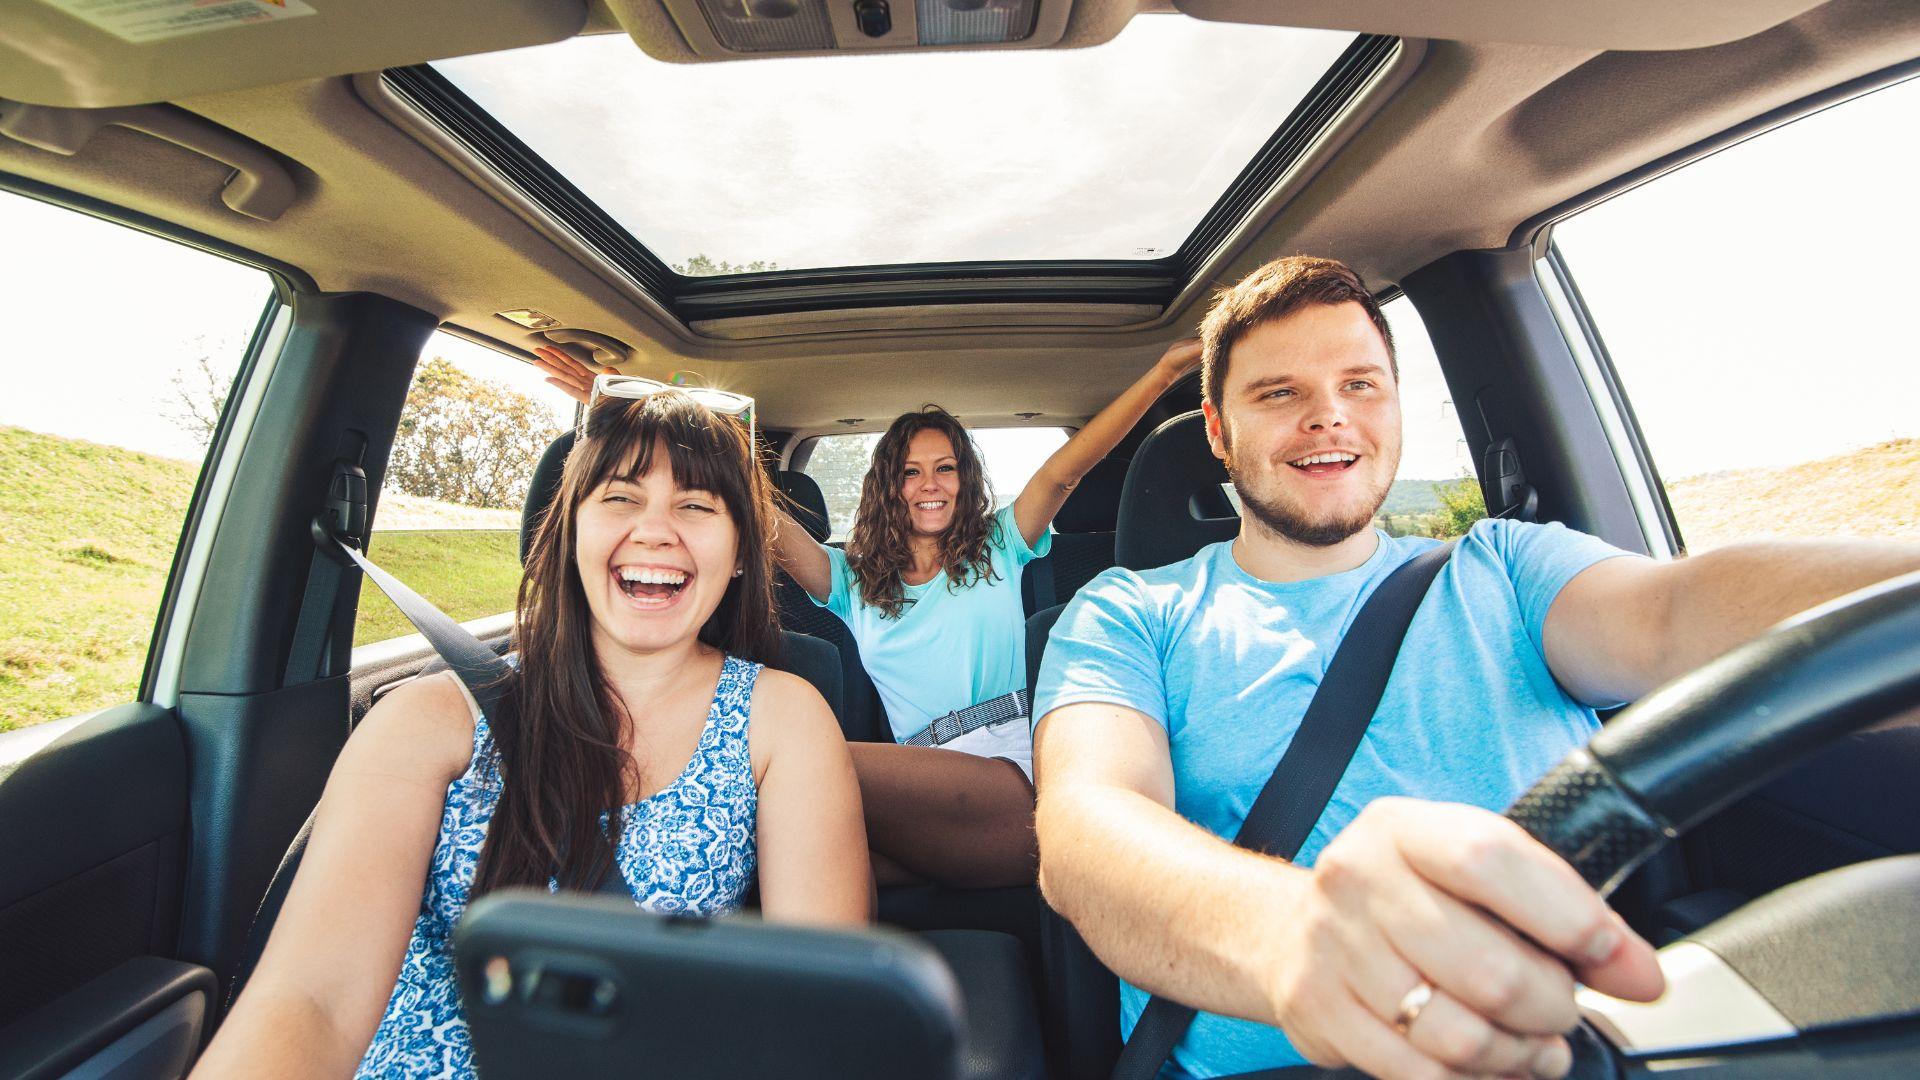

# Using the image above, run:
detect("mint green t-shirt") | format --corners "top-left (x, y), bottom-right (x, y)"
top-left (817, 504), bottom-right (1051, 742)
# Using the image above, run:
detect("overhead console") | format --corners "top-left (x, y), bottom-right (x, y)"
top-left (625, 0), bottom-right (1075, 55)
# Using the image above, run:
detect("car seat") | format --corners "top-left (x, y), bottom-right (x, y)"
top-left (1025, 410), bottom-right (1233, 1080)
top-left (772, 469), bottom-right (889, 744)
top-left (1021, 456), bottom-right (1129, 619)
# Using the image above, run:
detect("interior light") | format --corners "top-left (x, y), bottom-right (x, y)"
top-left (699, 0), bottom-right (835, 51)
top-left (916, 0), bottom-right (1036, 45)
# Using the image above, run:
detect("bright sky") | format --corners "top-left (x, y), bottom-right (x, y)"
top-left (1552, 76), bottom-right (1920, 478)
top-left (2, 45), bottom-right (1913, 488)
top-left (0, 194), bottom-right (573, 463)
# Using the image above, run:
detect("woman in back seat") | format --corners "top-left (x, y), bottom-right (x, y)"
top-left (194, 387), bottom-right (867, 1079)
top-left (771, 342), bottom-right (1201, 888)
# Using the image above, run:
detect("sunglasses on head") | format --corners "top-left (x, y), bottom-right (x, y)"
top-left (582, 374), bottom-right (756, 442)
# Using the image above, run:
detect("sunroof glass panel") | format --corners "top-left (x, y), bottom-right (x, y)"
top-left (433, 18), bottom-right (1358, 275)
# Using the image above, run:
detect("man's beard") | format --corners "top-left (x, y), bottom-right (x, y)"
top-left (1222, 444), bottom-right (1393, 548)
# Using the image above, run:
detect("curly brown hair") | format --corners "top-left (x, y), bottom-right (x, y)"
top-left (845, 406), bottom-right (999, 619)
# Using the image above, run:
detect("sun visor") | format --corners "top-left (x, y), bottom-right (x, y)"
top-left (0, 0), bottom-right (587, 109)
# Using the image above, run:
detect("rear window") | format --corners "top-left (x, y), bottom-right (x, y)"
top-left (799, 427), bottom-right (1069, 541)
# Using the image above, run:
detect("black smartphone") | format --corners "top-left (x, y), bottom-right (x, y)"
top-left (454, 889), bottom-right (963, 1079)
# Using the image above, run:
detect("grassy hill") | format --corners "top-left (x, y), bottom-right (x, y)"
top-left (1668, 437), bottom-right (1920, 551)
top-left (1, 427), bottom-right (200, 733)
top-left (0, 427), bottom-right (522, 732)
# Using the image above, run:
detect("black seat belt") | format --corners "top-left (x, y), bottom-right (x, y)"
top-left (292, 456), bottom-right (510, 716)
top-left (1110, 541), bottom-right (1455, 1080)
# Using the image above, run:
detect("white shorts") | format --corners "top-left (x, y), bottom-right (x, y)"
top-left (930, 720), bottom-right (1034, 784)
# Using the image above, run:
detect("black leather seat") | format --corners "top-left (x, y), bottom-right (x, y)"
top-left (1025, 411), bottom-right (1234, 1080)
top-left (1021, 456), bottom-right (1128, 619)
top-left (772, 470), bottom-right (888, 744)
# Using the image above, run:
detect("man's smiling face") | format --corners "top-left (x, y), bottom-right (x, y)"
top-left (1204, 301), bottom-right (1402, 547)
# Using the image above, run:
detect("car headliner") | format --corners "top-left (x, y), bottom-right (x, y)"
top-left (1, 0), bottom-right (1915, 438)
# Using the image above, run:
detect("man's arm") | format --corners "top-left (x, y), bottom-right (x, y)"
top-left (1545, 540), bottom-right (1920, 705)
top-left (1035, 702), bottom-right (1663, 1080)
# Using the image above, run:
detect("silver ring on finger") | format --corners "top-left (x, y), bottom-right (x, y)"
top-left (1393, 980), bottom-right (1434, 1035)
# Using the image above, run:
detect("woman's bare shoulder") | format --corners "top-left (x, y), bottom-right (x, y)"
top-left (745, 667), bottom-right (841, 766)
top-left (343, 670), bottom-right (481, 785)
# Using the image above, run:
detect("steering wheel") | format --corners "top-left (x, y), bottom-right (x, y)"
top-left (1504, 567), bottom-right (1920, 1074)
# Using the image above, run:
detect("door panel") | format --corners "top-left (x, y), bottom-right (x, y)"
top-left (0, 704), bottom-right (187, 1024)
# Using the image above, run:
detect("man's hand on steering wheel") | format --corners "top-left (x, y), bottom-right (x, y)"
top-left (1265, 798), bottom-right (1665, 1080)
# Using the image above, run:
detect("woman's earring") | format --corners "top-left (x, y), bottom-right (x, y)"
top-left (732, 567), bottom-right (744, 577)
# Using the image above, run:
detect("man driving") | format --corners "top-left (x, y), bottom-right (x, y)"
top-left (1031, 255), bottom-right (1920, 1080)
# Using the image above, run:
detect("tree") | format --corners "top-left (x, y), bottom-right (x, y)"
top-left (673, 254), bottom-right (781, 277)
top-left (801, 433), bottom-right (881, 539)
top-left (386, 357), bottom-right (563, 509)
top-left (1431, 476), bottom-right (1488, 539)
top-left (163, 347), bottom-right (230, 449)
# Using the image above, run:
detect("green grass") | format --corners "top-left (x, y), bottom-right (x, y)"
top-left (0, 427), bottom-right (525, 731)
top-left (354, 530), bottom-right (522, 647)
top-left (0, 427), bottom-right (198, 733)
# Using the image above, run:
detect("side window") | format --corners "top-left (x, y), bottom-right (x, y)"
top-left (800, 427), bottom-right (1071, 542)
top-left (0, 190), bottom-right (273, 737)
top-left (1552, 76), bottom-right (1920, 553)
top-left (1379, 296), bottom-right (1484, 538)
top-left (354, 335), bottom-right (576, 647)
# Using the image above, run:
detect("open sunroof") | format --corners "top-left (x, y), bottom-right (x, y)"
top-left (389, 19), bottom-right (1398, 321)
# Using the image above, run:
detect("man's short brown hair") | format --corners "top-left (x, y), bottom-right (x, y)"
top-left (1200, 255), bottom-right (1396, 412)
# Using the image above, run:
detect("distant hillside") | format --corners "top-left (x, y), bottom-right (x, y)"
top-left (1668, 437), bottom-right (1919, 551)
top-left (1380, 478), bottom-right (1450, 517)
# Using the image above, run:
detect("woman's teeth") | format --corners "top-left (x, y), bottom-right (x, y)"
top-left (617, 567), bottom-right (686, 599)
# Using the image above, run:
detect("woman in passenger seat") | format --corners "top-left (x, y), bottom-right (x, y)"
top-left (193, 388), bottom-right (868, 1080)
top-left (773, 342), bottom-right (1202, 888)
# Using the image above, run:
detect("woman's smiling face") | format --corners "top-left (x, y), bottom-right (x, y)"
top-left (899, 428), bottom-right (961, 538)
top-left (573, 437), bottom-right (740, 658)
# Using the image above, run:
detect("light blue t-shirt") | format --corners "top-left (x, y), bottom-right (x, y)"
top-left (819, 504), bottom-right (1051, 742)
top-left (1032, 518), bottom-right (1632, 1079)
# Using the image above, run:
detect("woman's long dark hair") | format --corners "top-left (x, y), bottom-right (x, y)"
top-left (845, 405), bottom-right (997, 619)
top-left (473, 390), bottom-right (781, 895)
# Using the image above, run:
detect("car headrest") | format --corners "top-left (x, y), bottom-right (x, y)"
top-left (520, 429), bottom-right (576, 566)
top-left (774, 470), bottom-right (832, 543)
top-left (518, 434), bottom-right (838, 562)
top-left (1053, 457), bottom-right (1128, 535)
top-left (1113, 410), bottom-right (1238, 571)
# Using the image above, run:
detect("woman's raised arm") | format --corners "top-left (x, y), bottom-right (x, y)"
top-left (1011, 338), bottom-right (1201, 549)
top-left (771, 510), bottom-right (835, 603)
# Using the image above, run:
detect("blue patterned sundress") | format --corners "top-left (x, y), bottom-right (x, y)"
top-left (355, 655), bottom-right (762, 1078)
